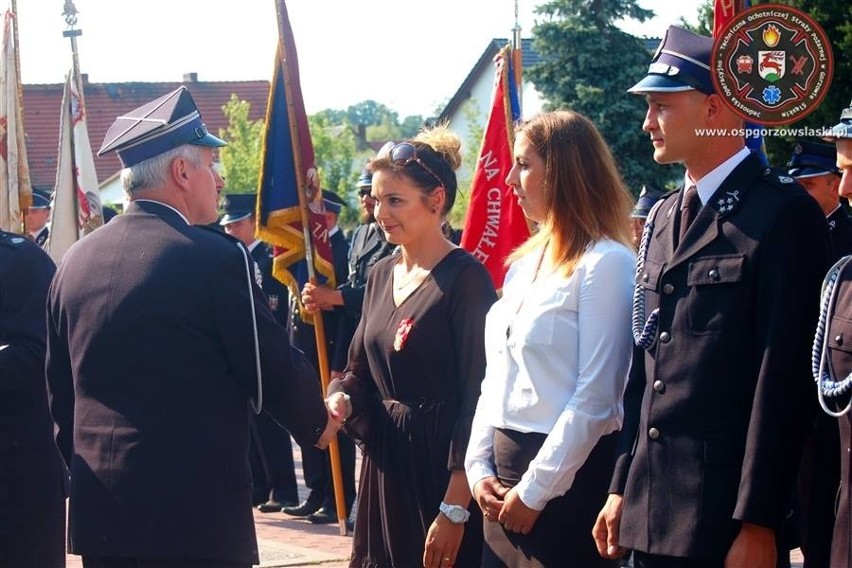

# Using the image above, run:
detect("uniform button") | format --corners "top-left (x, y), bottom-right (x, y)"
top-left (648, 427), bottom-right (660, 440)
top-left (653, 380), bottom-right (665, 393)
top-left (662, 283), bottom-right (674, 294)
top-left (708, 268), bottom-right (720, 281)
top-left (659, 331), bottom-right (671, 343)
top-left (642, 273), bottom-right (650, 283)
top-left (837, 335), bottom-right (844, 346)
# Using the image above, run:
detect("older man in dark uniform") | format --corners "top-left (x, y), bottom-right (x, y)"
top-left (787, 139), bottom-right (850, 568)
top-left (220, 193), bottom-right (299, 513)
top-left (815, 98), bottom-right (852, 568)
top-left (46, 87), bottom-right (340, 568)
top-left (0, 230), bottom-right (66, 567)
top-left (593, 26), bottom-right (830, 567)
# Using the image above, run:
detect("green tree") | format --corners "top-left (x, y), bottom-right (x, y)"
top-left (678, 0), bottom-right (713, 36)
top-left (218, 95), bottom-right (264, 194)
top-left (528, 0), bottom-right (682, 192)
top-left (347, 100), bottom-right (398, 150)
top-left (762, 0), bottom-right (852, 165)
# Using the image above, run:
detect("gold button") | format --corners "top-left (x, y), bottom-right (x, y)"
top-left (648, 427), bottom-right (660, 440)
top-left (659, 332), bottom-right (671, 343)
top-left (663, 283), bottom-right (674, 294)
top-left (653, 380), bottom-right (665, 393)
top-left (708, 268), bottom-right (720, 281)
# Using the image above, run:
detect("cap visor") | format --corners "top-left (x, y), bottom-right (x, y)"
top-left (791, 168), bottom-right (837, 179)
top-left (193, 132), bottom-right (227, 148)
top-left (219, 212), bottom-right (252, 226)
top-left (628, 74), bottom-right (696, 94)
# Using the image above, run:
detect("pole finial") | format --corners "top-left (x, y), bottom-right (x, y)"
top-left (62, 0), bottom-right (78, 28)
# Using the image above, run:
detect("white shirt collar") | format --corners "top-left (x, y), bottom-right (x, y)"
top-left (683, 147), bottom-right (751, 207)
top-left (247, 239), bottom-right (262, 252)
top-left (134, 199), bottom-right (190, 225)
top-left (328, 225), bottom-right (340, 238)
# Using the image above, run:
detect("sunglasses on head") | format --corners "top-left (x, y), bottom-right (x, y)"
top-left (378, 141), bottom-right (445, 188)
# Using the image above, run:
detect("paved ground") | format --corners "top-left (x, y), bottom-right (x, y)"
top-left (63, 439), bottom-right (806, 568)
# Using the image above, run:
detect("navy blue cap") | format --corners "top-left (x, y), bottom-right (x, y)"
top-left (97, 87), bottom-right (226, 168)
top-left (823, 100), bottom-right (852, 141)
top-left (788, 141), bottom-right (839, 179)
top-left (322, 190), bottom-right (346, 215)
top-left (30, 188), bottom-right (52, 209)
top-left (219, 193), bottom-right (256, 226)
top-left (357, 167), bottom-right (372, 188)
top-left (631, 185), bottom-right (666, 219)
top-left (628, 26), bottom-right (714, 95)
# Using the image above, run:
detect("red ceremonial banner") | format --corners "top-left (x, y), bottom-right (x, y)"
top-left (460, 45), bottom-right (529, 289)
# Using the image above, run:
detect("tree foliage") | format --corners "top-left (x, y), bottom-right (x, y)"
top-left (528, 0), bottom-right (682, 192)
top-left (218, 94), bottom-right (264, 194)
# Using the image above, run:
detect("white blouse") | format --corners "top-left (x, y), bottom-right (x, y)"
top-left (464, 239), bottom-right (636, 510)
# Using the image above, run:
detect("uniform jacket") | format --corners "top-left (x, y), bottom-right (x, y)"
top-left (45, 200), bottom-right (328, 564)
top-left (33, 225), bottom-right (49, 248)
top-left (612, 153), bottom-right (831, 557)
top-left (824, 259), bottom-right (852, 567)
top-left (828, 205), bottom-right (852, 262)
top-left (251, 241), bottom-right (288, 326)
top-left (334, 222), bottom-right (396, 370)
top-left (0, 231), bottom-right (66, 521)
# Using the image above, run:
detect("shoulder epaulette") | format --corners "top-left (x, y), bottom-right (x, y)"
top-left (0, 232), bottom-right (29, 248)
top-left (194, 224), bottom-right (244, 246)
top-left (761, 167), bottom-right (801, 193)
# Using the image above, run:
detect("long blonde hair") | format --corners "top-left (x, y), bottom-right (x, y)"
top-left (507, 110), bottom-right (633, 275)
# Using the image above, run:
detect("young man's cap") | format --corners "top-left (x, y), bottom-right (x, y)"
top-left (787, 140), bottom-right (839, 179)
top-left (628, 26), bottom-right (714, 96)
top-left (631, 185), bottom-right (667, 219)
top-left (219, 193), bottom-right (256, 226)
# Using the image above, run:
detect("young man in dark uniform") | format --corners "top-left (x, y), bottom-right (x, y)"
top-left (787, 139), bottom-right (850, 567)
top-left (25, 188), bottom-right (52, 247)
top-left (815, 98), bottom-right (852, 568)
top-left (220, 193), bottom-right (299, 513)
top-left (0, 230), bottom-right (66, 567)
top-left (593, 26), bottom-right (830, 568)
top-left (46, 87), bottom-right (340, 568)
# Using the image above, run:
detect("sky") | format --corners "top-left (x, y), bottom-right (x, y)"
top-left (13, 0), bottom-right (707, 118)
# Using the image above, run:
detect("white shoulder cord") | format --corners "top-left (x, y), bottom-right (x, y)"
top-left (234, 242), bottom-right (263, 414)
top-left (813, 255), bottom-right (852, 417)
top-left (632, 199), bottom-right (666, 350)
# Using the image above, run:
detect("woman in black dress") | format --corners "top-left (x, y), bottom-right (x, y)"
top-left (324, 125), bottom-right (497, 568)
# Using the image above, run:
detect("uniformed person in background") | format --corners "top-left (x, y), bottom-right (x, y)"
top-left (220, 193), bottom-right (299, 513)
top-left (25, 188), bottom-right (52, 247)
top-left (814, 98), bottom-right (852, 568)
top-left (593, 26), bottom-right (830, 568)
top-left (46, 86), bottom-right (340, 568)
top-left (788, 140), bottom-right (852, 260)
top-left (284, 190), bottom-right (357, 525)
top-left (787, 139), bottom-right (850, 568)
top-left (0, 230), bottom-right (66, 567)
top-left (630, 184), bottom-right (666, 248)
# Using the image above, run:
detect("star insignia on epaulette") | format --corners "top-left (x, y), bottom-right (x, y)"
top-left (717, 190), bottom-right (741, 215)
top-left (778, 176), bottom-right (795, 184)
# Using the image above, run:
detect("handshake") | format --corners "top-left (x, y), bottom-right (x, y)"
top-left (314, 391), bottom-right (352, 449)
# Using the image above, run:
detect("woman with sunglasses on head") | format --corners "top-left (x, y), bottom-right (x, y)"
top-left (322, 125), bottom-right (497, 568)
top-left (464, 110), bottom-right (636, 567)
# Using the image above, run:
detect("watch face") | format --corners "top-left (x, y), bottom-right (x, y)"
top-left (447, 507), bottom-right (465, 523)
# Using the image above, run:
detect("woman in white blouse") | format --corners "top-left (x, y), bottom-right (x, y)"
top-left (464, 110), bottom-right (636, 567)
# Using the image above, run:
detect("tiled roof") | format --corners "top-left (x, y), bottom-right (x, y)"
top-left (22, 78), bottom-right (270, 189)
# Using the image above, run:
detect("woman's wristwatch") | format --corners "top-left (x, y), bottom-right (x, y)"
top-left (439, 501), bottom-right (470, 524)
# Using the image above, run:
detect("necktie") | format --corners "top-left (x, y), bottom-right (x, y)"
top-left (678, 185), bottom-right (700, 246)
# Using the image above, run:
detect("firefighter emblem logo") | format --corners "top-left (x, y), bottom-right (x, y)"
top-left (712, 5), bottom-right (832, 125)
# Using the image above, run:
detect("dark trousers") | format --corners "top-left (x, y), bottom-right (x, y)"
top-left (249, 413), bottom-right (298, 504)
top-left (0, 500), bottom-right (65, 568)
top-left (301, 432), bottom-right (357, 514)
top-left (82, 558), bottom-right (250, 568)
top-left (633, 551), bottom-right (723, 568)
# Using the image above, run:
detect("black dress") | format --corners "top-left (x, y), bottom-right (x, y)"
top-left (330, 248), bottom-right (497, 567)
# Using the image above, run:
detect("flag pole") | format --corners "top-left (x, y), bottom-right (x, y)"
top-left (274, 0), bottom-right (348, 536)
top-left (9, 0), bottom-right (30, 233)
top-left (512, 0), bottom-right (522, 113)
top-left (60, 0), bottom-right (81, 237)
